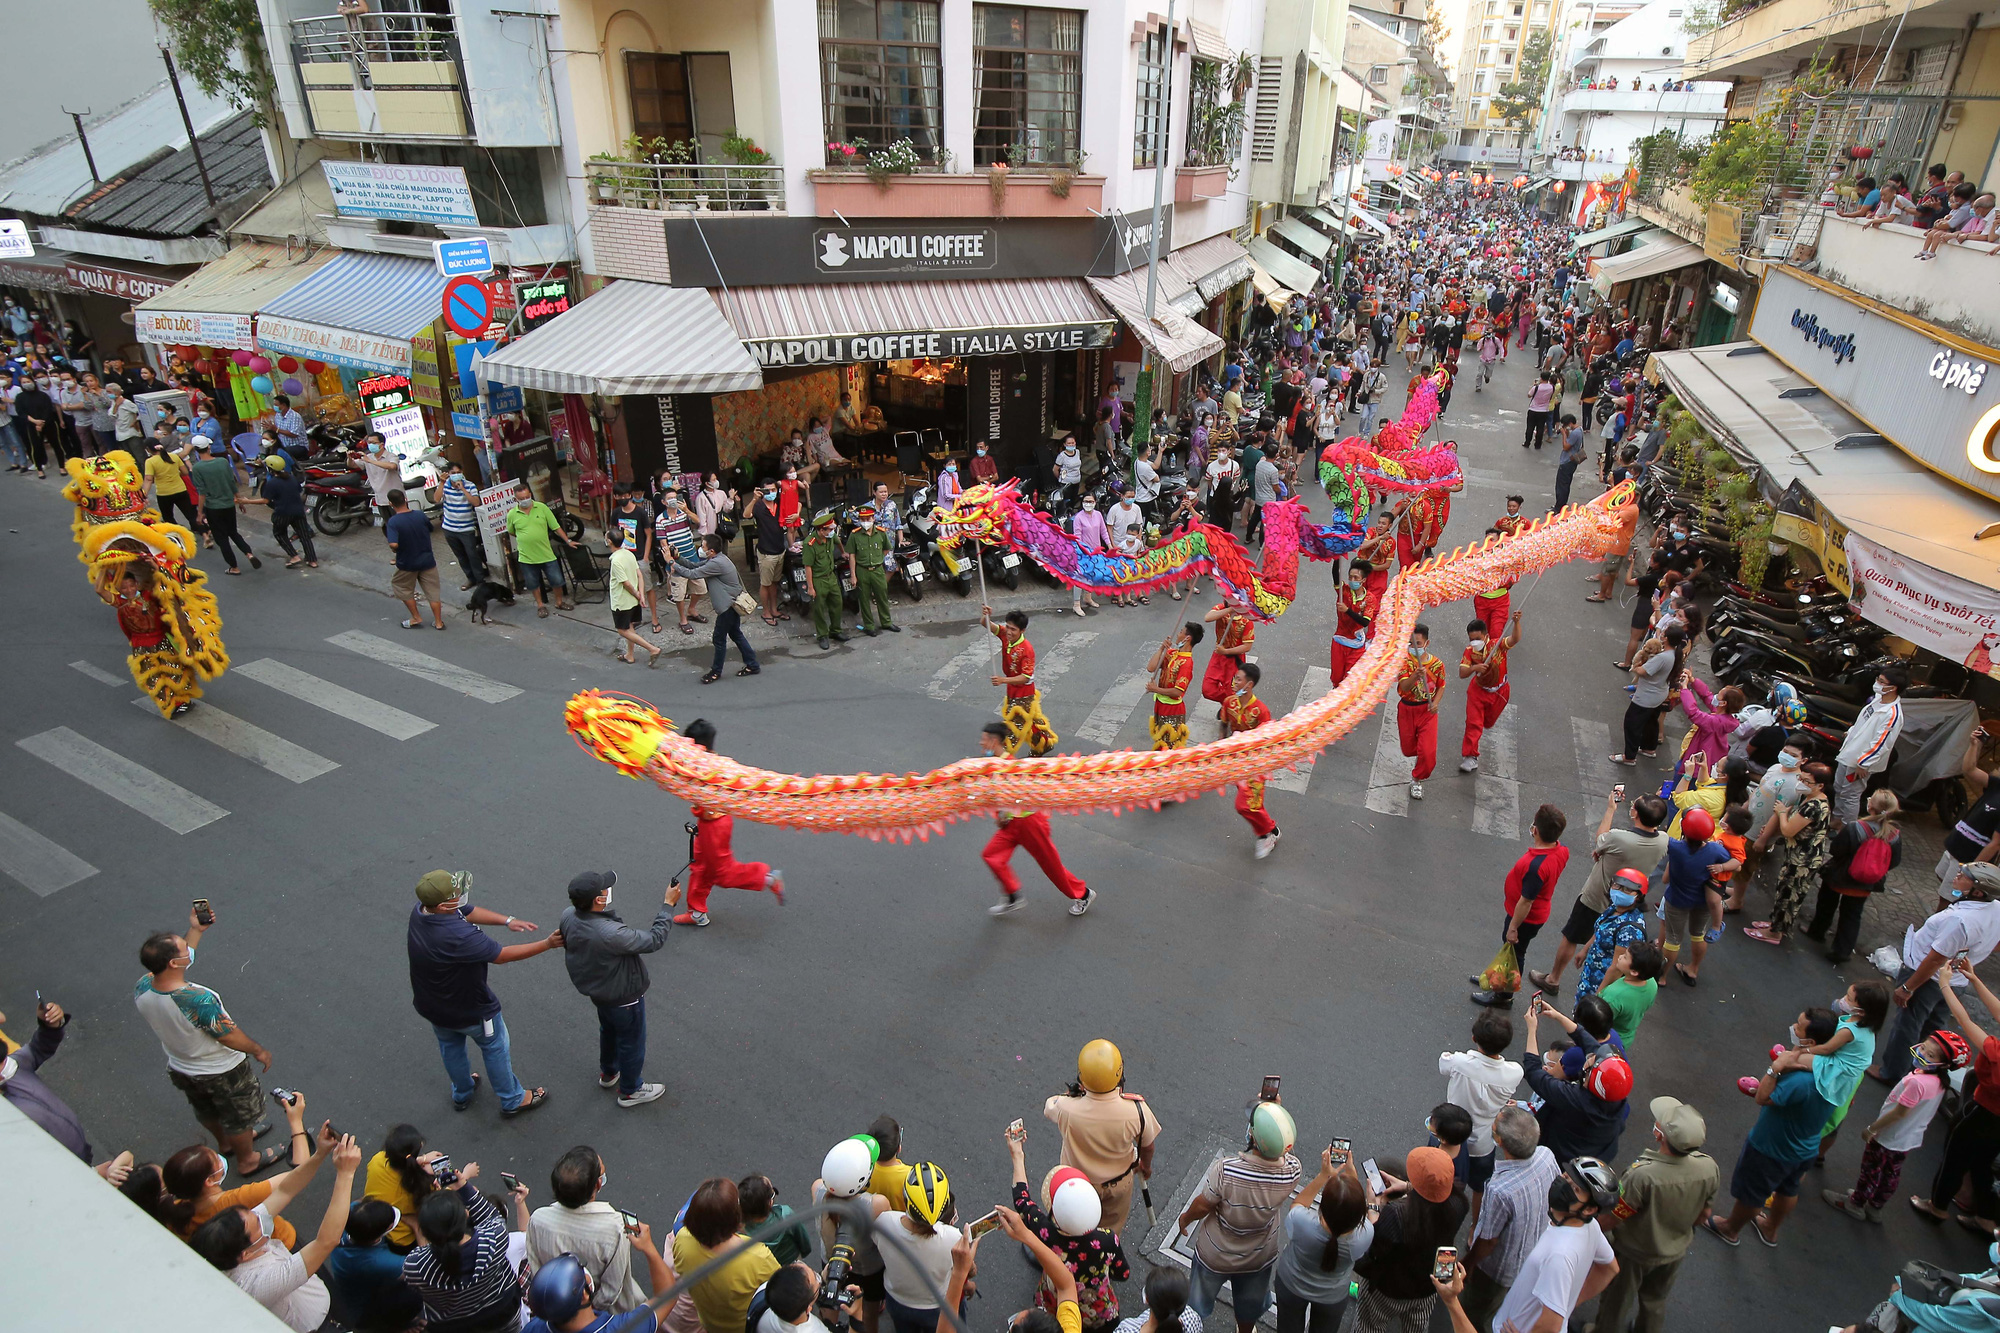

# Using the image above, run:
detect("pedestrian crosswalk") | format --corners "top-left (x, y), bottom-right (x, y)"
top-left (2, 628), bottom-right (530, 897)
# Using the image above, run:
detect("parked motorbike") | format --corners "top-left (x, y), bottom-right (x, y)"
top-left (891, 527), bottom-right (928, 602)
top-left (904, 483), bottom-right (974, 597)
top-left (307, 470), bottom-right (377, 536)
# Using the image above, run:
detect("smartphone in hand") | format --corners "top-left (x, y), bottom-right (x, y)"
top-left (1362, 1158), bottom-right (1385, 1195)
top-left (1330, 1137), bottom-right (1351, 1167)
top-left (501, 1172), bottom-right (521, 1193)
top-left (966, 1210), bottom-right (1003, 1241)
top-left (192, 897), bottom-right (215, 926)
top-left (1433, 1246), bottom-right (1458, 1282)
top-left (1259, 1075), bottom-right (1281, 1102)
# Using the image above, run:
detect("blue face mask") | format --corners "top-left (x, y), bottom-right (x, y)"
top-left (1609, 888), bottom-right (1639, 909)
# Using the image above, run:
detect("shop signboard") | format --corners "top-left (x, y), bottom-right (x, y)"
top-left (1845, 531), bottom-right (2000, 680)
top-left (517, 277), bottom-right (573, 331)
top-left (322, 161), bottom-right (480, 226)
top-left (135, 309), bottom-right (255, 350)
top-left (432, 237), bottom-right (493, 278)
top-left (473, 482), bottom-right (514, 569)
top-left (371, 404), bottom-right (437, 487)
top-left (256, 314), bottom-right (413, 375)
top-left (745, 322), bottom-right (1114, 370)
top-left (663, 216), bottom-right (1108, 286)
top-left (1751, 267), bottom-right (2000, 503)
top-left (1770, 478), bottom-right (1852, 596)
top-left (451, 397), bottom-right (483, 440)
top-left (487, 384), bottom-right (523, 415)
top-left (63, 260), bottom-right (179, 302)
top-left (358, 373), bottom-right (414, 417)
top-left (410, 331), bottom-right (444, 409)
top-left (0, 219), bottom-right (31, 258)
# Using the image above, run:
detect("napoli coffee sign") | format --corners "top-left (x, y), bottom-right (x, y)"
top-left (813, 226), bottom-right (999, 275)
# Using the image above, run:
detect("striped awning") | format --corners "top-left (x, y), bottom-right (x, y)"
top-left (476, 281), bottom-right (762, 396)
top-left (1246, 237), bottom-right (1321, 294)
top-left (1085, 272), bottom-right (1223, 375)
top-left (1591, 239), bottom-right (1706, 296)
top-left (254, 251), bottom-right (450, 375)
top-left (1165, 234), bottom-right (1253, 301)
top-left (1270, 216), bottom-right (1333, 261)
top-left (715, 277), bottom-right (1116, 370)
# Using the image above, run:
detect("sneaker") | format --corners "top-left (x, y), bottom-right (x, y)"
top-left (673, 910), bottom-right (711, 927)
top-left (1255, 828), bottom-right (1281, 859)
top-left (767, 870), bottom-right (785, 906)
top-left (1069, 888), bottom-right (1096, 917)
top-left (1410, 781), bottom-right (1424, 799)
top-left (1821, 1188), bottom-right (1869, 1220)
top-left (1459, 756), bottom-right (1479, 772)
top-left (597, 1073), bottom-right (620, 1089)
top-left (989, 895), bottom-right (1025, 916)
top-left (617, 1083), bottom-right (666, 1108)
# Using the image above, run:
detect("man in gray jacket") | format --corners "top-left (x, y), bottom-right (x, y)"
top-left (558, 870), bottom-right (680, 1108)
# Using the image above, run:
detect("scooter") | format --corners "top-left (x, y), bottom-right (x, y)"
top-left (904, 484), bottom-right (975, 597)
top-left (891, 527), bottom-right (928, 602)
top-left (306, 470), bottom-right (376, 536)
top-left (980, 539), bottom-right (1021, 591)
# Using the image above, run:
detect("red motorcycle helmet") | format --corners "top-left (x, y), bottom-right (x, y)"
top-left (1680, 807), bottom-right (1716, 841)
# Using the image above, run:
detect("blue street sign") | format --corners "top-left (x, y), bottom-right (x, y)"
top-left (452, 339), bottom-right (497, 398)
top-left (487, 384), bottom-right (524, 414)
top-left (433, 237), bottom-right (493, 278)
top-left (451, 410), bottom-right (484, 439)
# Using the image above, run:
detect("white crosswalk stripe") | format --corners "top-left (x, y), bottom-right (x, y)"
top-left (1572, 716), bottom-right (1619, 797)
top-left (1470, 700), bottom-right (1520, 839)
top-left (925, 632), bottom-right (994, 700)
top-left (137, 698), bottom-right (340, 783)
top-left (1077, 644), bottom-right (1156, 747)
top-left (236, 659), bottom-right (435, 740)
top-left (1268, 667), bottom-right (1333, 794)
top-left (17, 728), bottom-right (228, 833)
top-left (994, 631), bottom-right (1098, 715)
top-left (70, 660), bottom-right (125, 687)
top-left (1366, 701), bottom-right (1413, 816)
top-left (0, 810), bottom-right (98, 896)
top-left (328, 631), bottom-right (523, 703)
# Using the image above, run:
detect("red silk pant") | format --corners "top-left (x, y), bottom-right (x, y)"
top-left (1398, 700), bottom-right (1438, 781)
top-left (689, 813), bottom-right (772, 912)
top-left (984, 813), bottom-right (1087, 900)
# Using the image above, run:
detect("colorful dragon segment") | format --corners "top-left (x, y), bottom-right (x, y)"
top-left (1317, 435), bottom-right (1466, 526)
top-left (565, 483), bottom-right (1633, 839)
top-left (64, 455), bottom-right (230, 717)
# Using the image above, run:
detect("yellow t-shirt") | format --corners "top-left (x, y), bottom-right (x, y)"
top-left (1057, 1299), bottom-right (1081, 1333)
top-left (672, 1229), bottom-right (779, 1333)
top-left (363, 1151), bottom-right (420, 1249)
top-left (145, 451), bottom-right (187, 496)
top-left (868, 1159), bottom-right (909, 1211)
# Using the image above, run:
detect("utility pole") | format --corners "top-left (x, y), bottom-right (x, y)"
top-left (161, 46), bottom-right (219, 210)
top-left (1329, 80), bottom-right (1355, 297)
top-left (63, 110), bottom-right (99, 184)
top-left (1132, 0), bottom-right (1176, 466)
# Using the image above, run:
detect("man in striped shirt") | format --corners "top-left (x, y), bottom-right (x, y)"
top-left (439, 460), bottom-right (488, 589)
top-left (653, 489), bottom-right (707, 635)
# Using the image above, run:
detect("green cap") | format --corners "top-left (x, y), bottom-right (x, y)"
top-left (415, 869), bottom-right (471, 906)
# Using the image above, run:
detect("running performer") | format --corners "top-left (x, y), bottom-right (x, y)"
top-left (1220, 662), bottom-right (1281, 859)
top-left (984, 605), bottom-right (1058, 756)
top-left (1459, 611), bottom-right (1523, 773)
top-left (1473, 528), bottom-right (1515, 641)
top-left (1398, 623), bottom-right (1447, 799)
top-left (1328, 560), bottom-right (1374, 686)
top-left (676, 719), bottom-right (786, 927)
top-left (1201, 602), bottom-right (1255, 716)
top-left (1146, 622), bottom-right (1201, 749)
top-left (979, 722), bottom-right (1093, 917)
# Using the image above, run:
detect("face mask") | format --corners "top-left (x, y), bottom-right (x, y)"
top-left (861, 520), bottom-right (874, 530)
top-left (1082, 501), bottom-right (1095, 510)
top-left (1779, 752), bottom-right (1801, 770)
top-left (1913, 1044), bottom-right (1939, 1070)
top-left (0, 1055), bottom-right (16, 1083)
top-left (599, 888), bottom-right (613, 909)
top-left (1064, 445), bottom-right (1077, 454)
top-left (1946, 882), bottom-right (1969, 902)
top-left (976, 447), bottom-right (987, 456)
top-left (451, 890), bottom-right (472, 910)
top-left (1873, 683), bottom-right (1889, 699)
top-left (763, 489), bottom-right (777, 500)
top-left (1609, 888), bottom-right (1639, 909)
top-left (1832, 996), bottom-right (1854, 1015)
top-left (785, 469), bottom-right (798, 480)
top-left (945, 464), bottom-right (957, 473)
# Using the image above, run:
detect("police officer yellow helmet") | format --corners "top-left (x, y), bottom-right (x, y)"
top-left (904, 1162), bottom-right (952, 1226)
top-left (1078, 1039), bottom-right (1123, 1093)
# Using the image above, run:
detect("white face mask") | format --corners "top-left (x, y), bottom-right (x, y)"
top-left (599, 888), bottom-right (613, 909)
top-left (1873, 683), bottom-right (1890, 699)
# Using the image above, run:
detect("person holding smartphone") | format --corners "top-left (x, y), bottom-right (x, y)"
top-left (1273, 1144), bottom-right (1377, 1333)
top-left (526, 1146), bottom-right (655, 1314)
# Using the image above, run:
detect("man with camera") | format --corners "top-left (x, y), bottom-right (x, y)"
top-left (557, 869), bottom-right (680, 1108)
top-left (1043, 1039), bottom-right (1160, 1234)
top-left (1489, 1158), bottom-right (1619, 1333)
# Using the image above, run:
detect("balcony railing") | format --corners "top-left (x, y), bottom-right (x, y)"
top-left (586, 161), bottom-right (786, 213)
top-left (1812, 212), bottom-right (2000, 348)
top-left (290, 10), bottom-right (471, 140)
top-left (1557, 88), bottom-right (1730, 115)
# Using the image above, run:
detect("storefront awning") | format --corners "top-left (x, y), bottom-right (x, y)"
top-left (476, 280), bottom-right (761, 396)
top-left (1571, 217), bottom-right (1651, 250)
top-left (1085, 272), bottom-right (1224, 375)
top-left (1269, 217), bottom-right (1333, 261)
top-left (1653, 343), bottom-right (2000, 588)
top-left (1245, 237), bottom-right (1321, 295)
top-left (1303, 208), bottom-right (1344, 234)
top-left (1165, 234), bottom-right (1254, 301)
top-left (714, 277), bottom-right (1116, 371)
top-left (1347, 209), bottom-right (1393, 240)
top-left (1247, 261), bottom-right (1294, 304)
top-left (134, 242), bottom-right (339, 351)
top-left (254, 251), bottom-right (451, 375)
top-left (1524, 177), bottom-right (1553, 192)
top-left (1591, 239), bottom-right (1705, 295)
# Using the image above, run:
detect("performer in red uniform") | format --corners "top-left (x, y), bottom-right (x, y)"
top-left (1220, 663), bottom-right (1281, 858)
top-left (985, 606), bottom-right (1059, 756)
top-left (1327, 560), bottom-right (1375, 686)
top-left (1493, 495), bottom-right (1529, 537)
top-left (1473, 527), bottom-right (1515, 641)
top-left (1397, 623), bottom-right (1447, 799)
top-left (1146, 622), bottom-right (1202, 749)
top-left (978, 722), bottom-right (1092, 916)
top-left (676, 719), bottom-right (785, 926)
top-left (1201, 602), bottom-right (1255, 713)
top-left (1458, 611), bottom-right (1524, 773)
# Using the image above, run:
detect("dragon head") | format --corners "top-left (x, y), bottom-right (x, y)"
top-left (64, 454), bottom-right (151, 526)
top-left (934, 479), bottom-right (1020, 549)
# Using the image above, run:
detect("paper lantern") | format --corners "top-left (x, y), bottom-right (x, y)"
top-left (1553, 180), bottom-right (1567, 193)
top-left (281, 377), bottom-right (304, 395)
top-left (247, 355), bottom-right (273, 374)
top-left (303, 360), bottom-right (325, 373)
top-left (192, 359), bottom-right (214, 374)
top-left (277, 356), bottom-right (300, 373)
top-left (249, 374), bottom-right (274, 395)
top-left (230, 349), bottom-right (255, 366)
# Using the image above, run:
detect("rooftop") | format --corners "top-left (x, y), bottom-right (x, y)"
top-left (67, 114), bottom-right (272, 238)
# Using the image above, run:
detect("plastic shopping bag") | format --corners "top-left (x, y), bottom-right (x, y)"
top-left (1480, 941), bottom-right (1522, 994)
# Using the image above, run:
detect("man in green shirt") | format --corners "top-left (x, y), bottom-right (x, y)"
top-left (802, 509), bottom-right (848, 650)
top-left (845, 503), bottom-right (899, 637)
top-left (1595, 1096), bottom-right (1718, 1333)
top-left (505, 486), bottom-right (578, 618)
top-left (187, 440), bottom-right (261, 573)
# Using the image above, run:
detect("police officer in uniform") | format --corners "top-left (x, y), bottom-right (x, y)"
top-left (846, 503), bottom-right (900, 637)
top-left (803, 508), bottom-right (848, 650)
top-left (1043, 1039), bottom-right (1161, 1234)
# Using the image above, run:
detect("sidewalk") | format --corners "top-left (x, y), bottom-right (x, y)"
top-left (307, 520), bottom-right (1080, 669)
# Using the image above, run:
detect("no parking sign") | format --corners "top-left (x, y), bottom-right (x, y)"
top-left (442, 276), bottom-right (494, 338)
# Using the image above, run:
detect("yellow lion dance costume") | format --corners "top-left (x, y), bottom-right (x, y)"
top-left (63, 456), bottom-right (230, 717)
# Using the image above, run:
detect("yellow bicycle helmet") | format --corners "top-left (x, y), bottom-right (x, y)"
top-left (1077, 1039), bottom-right (1123, 1093)
top-left (904, 1162), bottom-right (952, 1226)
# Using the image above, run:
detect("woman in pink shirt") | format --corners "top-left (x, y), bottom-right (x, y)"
top-left (1069, 493), bottom-right (1107, 617)
top-left (1676, 672), bottom-right (1746, 774)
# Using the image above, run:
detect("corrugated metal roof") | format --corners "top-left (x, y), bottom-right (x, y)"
top-left (71, 115), bottom-right (271, 238)
top-left (0, 79), bottom-right (237, 217)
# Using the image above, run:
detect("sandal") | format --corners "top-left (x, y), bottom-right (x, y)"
top-left (1702, 1216), bottom-right (1739, 1247)
top-left (234, 1145), bottom-right (288, 1177)
top-left (284, 558), bottom-right (303, 569)
top-left (1911, 1196), bottom-right (1950, 1222)
top-left (761, 615), bottom-right (780, 626)
top-left (737, 666), bottom-right (759, 676)
top-left (1585, 594), bottom-right (1608, 602)
top-left (647, 648), bottom-right (663, 669)
top-left (402, 619), bottom-right (425, 630)
top-left (500, 1088), bottom-right (549, 1118)
top-left (1957, 1213), bottom-right (1999, 1239)
top-left (689, 613), bottom-right (707, 623)
top-left (1741, 926), bottom-right (1785, 945)
top-left (701, 671), bottom-right (721, 684)
top-left (224, 567), bottom-right (242, 575)
top-left (680, 623), bottom-right (696, 635)
top-left (1675, 964), bottom-right (1698, 987)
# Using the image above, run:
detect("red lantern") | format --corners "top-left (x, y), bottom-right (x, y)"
top-left (247, 354), bottom-right (273, 374)
top-left (192, 359), bottom-right (214, 374)
top-left (303, 360), bottom-right (325, 374)
top-left (277, 356), bottom-right (300, 373)
top-left (1553, 180), bottom-right (1567, 193)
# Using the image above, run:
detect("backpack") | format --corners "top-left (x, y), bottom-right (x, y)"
top-left (1848, 822), bottom-right (1896, 887)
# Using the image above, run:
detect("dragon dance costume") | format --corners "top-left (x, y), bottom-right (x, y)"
top-left (1221, 686), bottom-right (1277, 838)
top-left (997, 630), bottom-right (1058, 757)
top-left (1149, 647), bottom-right (1193, 751)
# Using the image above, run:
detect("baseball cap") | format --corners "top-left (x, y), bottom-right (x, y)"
top-left (415, 869), bottom-right (472, 905)
top-left (1650, 1096), bottom-right (1706, 1152)
top-left (1405, 1146), bottom-right (1456, 1203)
top-left (566, 870), bottom-right (616, 907)
top-left (1961, 862), bottom-right (2000, 891)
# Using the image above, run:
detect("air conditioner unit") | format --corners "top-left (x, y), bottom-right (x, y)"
top-left (1661, 45), bottom-right (1676, 55)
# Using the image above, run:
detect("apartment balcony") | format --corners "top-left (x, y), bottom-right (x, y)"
top-left (586, 161), bottom-right (788, 214)
top-left (805, 169), bottom-right (1106, 219)
top-left (1443, 144), bottom-right (1528, 168)
top-left (290, 12), bottom-right (472, 141)
top-left (1812, 212), bottom-right (2000, 348)
top-left (1685, 0), bottom-right (1963, 80)
top-left (1556, 87), bottom-right (1730, 116)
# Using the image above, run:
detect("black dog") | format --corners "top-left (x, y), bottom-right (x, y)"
top-left (466, 581), bottom-right (517, 624)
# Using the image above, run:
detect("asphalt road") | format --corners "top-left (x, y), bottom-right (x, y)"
top-left (0, 343), bottom-right (1981, 1331)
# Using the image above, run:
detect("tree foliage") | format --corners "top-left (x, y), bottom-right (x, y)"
top-left (1490, 29), bottom-right (1553, 127)
top-left (149, 0), bottom-right (274, 115)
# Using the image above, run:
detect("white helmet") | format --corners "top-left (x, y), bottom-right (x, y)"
top-left (1047, 1166), bottom-right (1101, 1236)
top-left (821, 1136), bottom-right (879, 1199)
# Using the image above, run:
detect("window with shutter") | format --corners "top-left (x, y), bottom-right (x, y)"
top-left (1250, 55), bottom-right (1283, 162)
